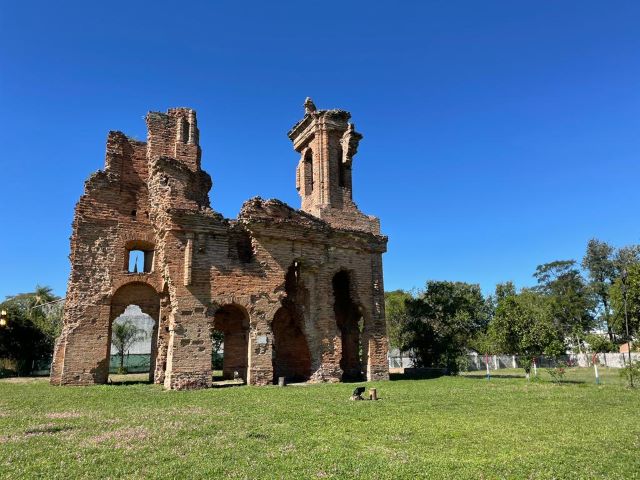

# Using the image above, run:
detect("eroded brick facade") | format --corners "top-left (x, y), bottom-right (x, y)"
top-left (50, 99), bottom-right (389, 390)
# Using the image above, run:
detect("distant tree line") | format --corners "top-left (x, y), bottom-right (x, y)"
top-left (0, 286), bottom-right (62, 375)
top-left (386, 239), bottom-right (640, 374)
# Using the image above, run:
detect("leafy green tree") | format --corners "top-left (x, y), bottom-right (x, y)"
top-left (403, 281), bottom-right (490, 374)
top-left (0, 301), bottom-right (51, 375)
top-left (582, 239), bottom-right (616, 341)
top-left (111, 320), bottom-right (147, 373)
top-left (494, 281), bottom-right (516, 302)
top-left (610, 263), bottom-right (640, 340)
top-left (488, 287), bottom-right (561, 377)
top-left (613, 245), bottom-right (640, 275)
top-left (584, 333), bottom-right (615, 353)
top-left (384, 290), bottom-right (413, 352)
top-left (3, 285), bottom-right (62, 344)
top-left (211, 330), bottom-right (224, 370)
top-left (534, 260), bottom-right (595, 352)
top-left (0, 285), bottom-right (62, 375)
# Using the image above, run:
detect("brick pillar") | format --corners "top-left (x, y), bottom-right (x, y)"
top-left (247, 310), bottom-right (274, 385)
top-left (367, 254), bottom-right (390, 381)
top-left (163, 306), bottom-right (212, 390)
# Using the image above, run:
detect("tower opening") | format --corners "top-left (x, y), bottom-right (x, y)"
top-left (304, 149), bottom-right (314, 195)
top-left (272, 262), bottom-right (312, 383)
top-left (333, 270), bottom-right (364, 381)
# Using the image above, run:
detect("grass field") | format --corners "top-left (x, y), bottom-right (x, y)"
top-left (1, 368), bottom-right (639, 479)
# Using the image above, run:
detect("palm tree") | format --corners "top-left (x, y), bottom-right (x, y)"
top-left (28, 285), bottom-right (60, 340)
top-left (111, 320), bottom-right (147, 374)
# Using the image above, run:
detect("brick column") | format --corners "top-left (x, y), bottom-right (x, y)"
top-left (163, 306), bottom-right (212, 390)
top-left (367, 253), bottom-right (390, 381)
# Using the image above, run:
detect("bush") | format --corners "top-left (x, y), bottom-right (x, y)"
top-left (619, 360), bottom-right (640, 388)
top-left (547, 362), bottom-right (567, 383)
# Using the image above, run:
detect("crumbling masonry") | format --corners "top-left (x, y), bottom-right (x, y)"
top-left (50, 99), bottom-right (389, 389)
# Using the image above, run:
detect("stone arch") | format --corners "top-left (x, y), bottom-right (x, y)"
top-left (332, 269), bottom-right (366, 381)
top-left (211, 303), bottom-right (250, 381)
top-left (272, 261), bottom-right (312, 383)
top-left (108, 282), bottom-right (160, 383)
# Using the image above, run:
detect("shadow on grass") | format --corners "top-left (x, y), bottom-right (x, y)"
top-left (108, 379), bottom-right (151, 386)
top-left (551, 380), bottom-right (586, 385)
top-left (463, 374), bottom-right (525, 380)
top-left (390, 368), bottom-right (447, 381)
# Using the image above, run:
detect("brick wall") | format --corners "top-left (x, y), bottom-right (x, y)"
top-left (51, 101), bottom-right (389, 390)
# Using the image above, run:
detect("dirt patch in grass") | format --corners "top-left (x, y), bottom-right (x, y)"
top-left (45, 411), bottom-right (83, 419)
top-left (0, 377), bottom-right (48, 384)
top-left (89, 426), bottom-right (149, 449)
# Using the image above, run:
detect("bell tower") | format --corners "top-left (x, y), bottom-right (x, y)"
top-left (288, 97), bottom-right (363, 215)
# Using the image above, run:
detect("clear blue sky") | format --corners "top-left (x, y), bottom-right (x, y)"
top-left (1, 1), bottom-right (639, 299)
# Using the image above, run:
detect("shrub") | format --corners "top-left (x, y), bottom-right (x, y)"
top-left (547, 362), bottom-right (567, 383)
top-left (619, 360), bottom-right (640, 388)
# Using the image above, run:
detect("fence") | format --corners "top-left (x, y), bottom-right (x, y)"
top-left (389, 351), bottom-right (640, 371)
top-left (109, 353), bottom-right (151, 373)
top-left (1, 354), bottom-right (153, 377)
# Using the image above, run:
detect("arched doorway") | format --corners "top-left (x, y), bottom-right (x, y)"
top-left (108, 282), bottom-right (160, 383)
top-left (212, 304), bottom-right (249, 381)
top-left (333, 270), bottom-right (365, 381)
top-left (272, 263), bottom-right (312, 383)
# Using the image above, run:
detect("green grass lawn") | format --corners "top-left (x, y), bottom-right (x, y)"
top-left (1, 369), bottom-right (638, 479)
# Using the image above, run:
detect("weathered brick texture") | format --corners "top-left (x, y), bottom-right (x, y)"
top-left (50, 99), bottom-right (389, 390)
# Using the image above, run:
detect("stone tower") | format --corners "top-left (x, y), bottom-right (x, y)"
top-left (289, 98), bottom-right (379, 234)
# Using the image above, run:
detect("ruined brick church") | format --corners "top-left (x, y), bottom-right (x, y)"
top-left (50, 99), bottom-right (389, 390)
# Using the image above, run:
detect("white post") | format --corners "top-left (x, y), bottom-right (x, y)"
top-left (533, 359), bottom-right (537, 377)
top-left (493, 355), bottom-right (498, 370)
top-left (512, 355), bottom-right (517, 369)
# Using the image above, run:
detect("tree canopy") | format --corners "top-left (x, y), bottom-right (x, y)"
top-left (0, 285), bottom-right (62, 374)
top-left (401, 281), bottom-right (490, 373)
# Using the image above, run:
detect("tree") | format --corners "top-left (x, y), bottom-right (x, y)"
top-left (488, 287), bottom-right (561, 377)
top-left (609, 263), bottom-right (640, 341)
top-left (0, 285), bottom-right (62, 375)
top-left (584, 334), bottom-right (615, 353)
top-left (582, 239), bottom-right (616, 341)
top-left (384, 290), bottom-right (413, 352)
top-left (0, 301), bottom-right (51, 375)
top-left (403, 281), bottom-right (490, 374)
top-left (4, 285), bottom-right (62, 343)
top-left (111, 320), bottom-right (146, 373)
top-left (211, 329), bottom-right (224, 370)
top-left (534, 260), bottom-right (595, 352)
top-left (613, 245), bottom-right (640, 276)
